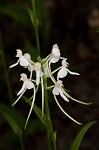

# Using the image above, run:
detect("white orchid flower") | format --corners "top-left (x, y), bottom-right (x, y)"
top-left (52, 80), bottom-right (82, 125)
top-left (34, 62), bottom-right (43, 85)
top-left (12, 73), bottom-right (35, 106)
top-left (49, 44), bottom-right (61, 63)
top-left (9, 49), bottom-right (31, 68)
top-left (53, 80), bottom-right (69, 102)
top-left (46, 44), bottom-right (65, 84)
top-left (9, 49), bottom-right (33, 79)
top-left (45, 44), bottom-right (60, 84)
top-left (57, 59), bottom-right (80, 79)
top-left (12, 73), bottom-right (36, 129)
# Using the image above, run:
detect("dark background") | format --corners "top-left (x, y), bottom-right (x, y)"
top-left (0, 0), bottom-right (99, 149)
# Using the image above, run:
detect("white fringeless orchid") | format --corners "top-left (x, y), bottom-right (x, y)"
top-left (9, 49), bottom-right (31, 68)
top-left (12, 73), bottom-right (36, 129)
top-left (12, 73), bottom-right (35, 106)
top-left (53, 80), bottom-right (69, 102)
top-left (49, 44), bottom-right (61, 63)
top-left (44, 44), bottom-right (59, 84)
top-left (52, 80), bottom-right (82, 125)
top-left (9, 44), bottom-right (92, 128)
top-left (57, 59), bottom-right (80, 80)
top-left (52, 80), bottom-right (92, 125)
top-left (9, 49), bottom-right (33, 79)
top-left (46, 44), bottom-right (65, 84)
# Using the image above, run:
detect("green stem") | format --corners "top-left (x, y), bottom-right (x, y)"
top-left (31, 0), bottom-right (56, 149)
top-left (32, 0), bottom-right (40, 56)
top-left (44, 78), bottom-right (57, 150)
top-left (18, 135), bottom-right (25, 150)
top-left (0, 33), bottom-right (13, 105)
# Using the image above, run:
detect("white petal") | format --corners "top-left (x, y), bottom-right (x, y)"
top-left (59, 89), bottom-right (69, 102)
top-left (17, 82), bottom-right (26, 96)
top-left (50, 57), bottom-right (59, 63)
top-left (24, 53), bottom-right (31, 60)
top-left (40, 70), bottom-right (44, 77)
top-left (28, 65), bottom-right (34, 72)
top-left (54, 95), bottom-right (82, 125)
top-left (60, 56), bottom-right (66, 60)
top-left (36, 70), bottom-right (40, 85)
top-left (25, 80), bottom-right (34, 89)
top-left (52, 44), bottom-right (60, 57)
top-left (62, 58), bottom-right (66, 64)
top-left (16, 49), bottom-right (22, 57)
top-left (9, 60), bottom-right (19, 68)
top-left (53, 87), bottom-right (60, 95)
top-left (61, 59), bottom-right (69, 67)
top-left (12, 89), bottom-right (26, 106)
top-left (19, 56), bottom-right (30, 66)
top-left (67, 68), bottom-right (80, 75)
top-left (58, 67), bottom-right (68, 78)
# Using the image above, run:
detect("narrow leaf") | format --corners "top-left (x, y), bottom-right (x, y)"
top-left (70, 121), bottom-right (97, 150)
top-left (53, 131), bottom-right (57, 141)
top-left (0, 103), bottom-right (22, 136)
top-left (0, 3), bottom-right (31, 27)
top-left (27, 8), bottom-right (34, 26)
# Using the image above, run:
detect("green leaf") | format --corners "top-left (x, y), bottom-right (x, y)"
top-left (70, 121), bottom-right (97, 150)
top-left (0, 103), bottom-right (22, 136)
top-left (0, 3), bottom-right (31, 28)
top-left (53, 130), bottom-right (57, 141)
top-left (27, 8), bottom-right (34, 26)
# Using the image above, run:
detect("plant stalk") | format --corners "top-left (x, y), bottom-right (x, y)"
top-left (44, 78), bottom-right (57, 150)
top-left (32, 0), bottom-right (40, 56)
top-left (18, 135), bottom-right (25, 150)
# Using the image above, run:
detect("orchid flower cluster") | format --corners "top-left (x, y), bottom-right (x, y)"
top-left (9, 44), bottom-right (91, 128)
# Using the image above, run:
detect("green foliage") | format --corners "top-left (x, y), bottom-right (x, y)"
top-left (0, 3), bottom-right (32, 28)
top-left (27, 8), bottom-right (35, 26)
top-left (0, 103), bottom-right (22, 136)
top-left (70, 121), bottom-right (96, 150)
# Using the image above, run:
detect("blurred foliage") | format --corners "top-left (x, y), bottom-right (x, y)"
top-left (0, 103), bottom-right (23, 135)
top-left (0, 3), bottom-right (32, 28)
top-left (0, 0), bottom-right (50, 53)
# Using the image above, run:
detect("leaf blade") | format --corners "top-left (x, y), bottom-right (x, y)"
top-left (70, 121), bottom-right (97, 150)
top-left (0, 103), bottom-right (22, 136)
